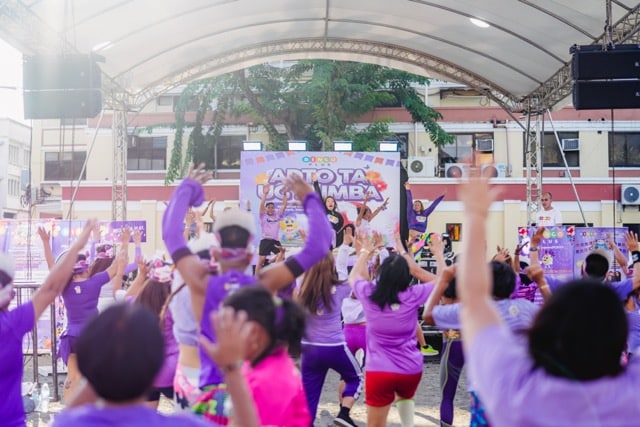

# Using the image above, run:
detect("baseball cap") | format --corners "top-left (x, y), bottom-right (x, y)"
top-left (213, 208), bottom-right (256, 236)
top-left (0, 253), bottom-right (16, 280)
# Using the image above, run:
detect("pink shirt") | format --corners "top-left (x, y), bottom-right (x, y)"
top-left (242, 347), bottom-right (310, 427)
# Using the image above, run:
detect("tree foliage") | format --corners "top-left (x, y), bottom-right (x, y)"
top-left (165, 60), bottom-right (453, 183)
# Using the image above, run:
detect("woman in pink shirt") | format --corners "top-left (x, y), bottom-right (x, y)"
top-left (219, 285), bottom-right (311, 427)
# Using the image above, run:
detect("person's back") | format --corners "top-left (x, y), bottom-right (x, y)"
top-left (52, 404), bottom-right (208, 427)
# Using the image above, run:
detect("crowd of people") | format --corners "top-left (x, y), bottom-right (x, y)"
top-left (1, 163), bottom-right (640, 427)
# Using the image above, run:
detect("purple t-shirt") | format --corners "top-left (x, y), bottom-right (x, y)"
top-left (627, 299), bottom-right (640, 354)
top-left (433, 298), bottom-right (538, 337)
top-left (199, 270), bottom-right (256, 388)
top-left (301, 281), bottom-right (352, 344)
top-left (62, 271), bottom-right (111, 337)
top-left (469, 324), bottom-right (640, 426)
top-left (51, 404), bottom-right (210, 427)
top-left (260, 212), bottom-right (283, 240)
top-left (0, 302), bottom-right (35, 427)
top-left (154, 310), bottom-right (179, 388)
top-left (353, 279), bottom-right (433, 374)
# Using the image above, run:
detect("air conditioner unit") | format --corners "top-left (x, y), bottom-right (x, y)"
top-left (621, 184), bottom-right (640, 205)
top-left (444, 163), bottom-right (469, 178)
top-left (476, 138), bottom-right (494, 152)
top-left (561, 138), bottom-right (580, 151)
top-left (481, 163), bottom-right (507, 178)
top-left (408, 156), bottom-right (435, 178)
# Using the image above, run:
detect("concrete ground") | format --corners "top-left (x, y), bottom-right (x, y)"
top-left (25, 354), bottom-right (471, 427)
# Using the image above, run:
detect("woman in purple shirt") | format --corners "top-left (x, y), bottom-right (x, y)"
top-left (60, 234), bottom-right (127, 403)
top-left (405, 182), bottom-right (444, 240)
top-left (349, 233), bottom-right (435, 427)
top-left (0, 220), bottom-right (95, 427)
top-left (297, 254), bottom-right (363, 427)
top-left (457, 173), bottom-right (640, 427)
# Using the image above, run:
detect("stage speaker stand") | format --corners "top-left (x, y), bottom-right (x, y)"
top-left (23, 54), bottom-right (103, 119)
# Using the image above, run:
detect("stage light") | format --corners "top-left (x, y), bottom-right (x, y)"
top-left (243, 140), bottom-right (262, 151)
top-left (470, 18), bottom-right (490, 28)
top-left (288, 141), bottom-right (307, 151)
top-left (378, 141), bottom-right (398, 152)
top-left (334, 141), bottom-right (352, 151)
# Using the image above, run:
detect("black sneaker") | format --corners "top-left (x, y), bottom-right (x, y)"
top-left (334, 412), bottom-right (358, 427)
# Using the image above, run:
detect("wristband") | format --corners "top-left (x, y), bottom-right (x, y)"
top-left (632, 251), bottom-right (640, 264)
top-left (530, 246), bottom-right (538, 252)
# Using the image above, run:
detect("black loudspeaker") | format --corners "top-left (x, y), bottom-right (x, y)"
top-left (24, 89), bottom-right (102, 119)
top-left (573, 80), bottom-right (640, 110)
top-left (23, 54), bottom-right (102, 119)
top-left (24, 55), bottom-right (101, 90)
top-left (571, 44), bottom-right (640, 80)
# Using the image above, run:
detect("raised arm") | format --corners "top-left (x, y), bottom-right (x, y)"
top-left (312, 172), bottom-right (324, 203)
top-left (162, 163), bottom-right (212, 317)
top-left (335, 228), bottom-right (354, 281)
top-left (423, 193), bottom-right (445, 217)
top-left (32, 219), bottom-right (96, 319)
top-left (348, 231), bottom-right (375, 286)
top-left (259, 174), bottom-right (332, 293)
top-left (457, 171), bottom-right (503, 348)
top-left (369, 197), bottom-right (389, 222)
top-left (259, 183), bottom-right (270, 215)
top-left (422, 264), bottom-right (456, 326)
top-left (279, 192), bottom-right (288, 216)
top-left (394, 232), bottom-right (437, 283)
top-left (37, 226), bottom-right (55, 270)
top-left (608, 234), bottom-right (629, 274)
top-left (355, 192), bottom-right (370, 227)
top-left (625, 231), bottom-right (640, 290)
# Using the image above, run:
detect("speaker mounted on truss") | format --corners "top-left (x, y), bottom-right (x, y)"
top-left (571, 44), bottom-right (640, 110)
top-left (23, 54), bottom-right (103, 119)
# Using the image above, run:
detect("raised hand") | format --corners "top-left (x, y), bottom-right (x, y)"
top-left (37, 226), bottom-right (51, 243)
top-left (200, 307), bottom-right (252, 368)
top-left (284, 174), bottom-right (312, 202)
top-left (186, 162), bottom-right (213, 185)
top-left (343, 227), bottom-right (354, 246)
top-left (624, 231), bottom-right (639, 252)
top-left (531, 227), bottom-right (546, 247)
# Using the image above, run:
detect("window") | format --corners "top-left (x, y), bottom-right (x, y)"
top-left (128, 136), bottom-right (167, 170)
top-left (44, 152), bottom-right (87, 180)
top-left (439, 133), bottom-right (494, 165)
top-left (8, 176), bottom-right (20, 197)
top-left (192, 135), bottom-right (244, 170)
top-left (22, 150), bottom-right (30, 167)
top-left (8, 145), bottom-right (19, 165)
top-left (541, 132), bottom-right (579, 167)
top-left (609, 133), bottom-right (640, 167)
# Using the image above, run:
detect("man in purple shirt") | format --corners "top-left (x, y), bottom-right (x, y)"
top-left (257, 182), bottom-right (288, 273)
top-left (162, 163), bottom-right (332, 422)
top-left (457, 173), bottom-right (640, 427)
top-left (0, 220), bottom-right (96, 427)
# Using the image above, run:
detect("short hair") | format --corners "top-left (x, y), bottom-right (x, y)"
top-left (584, 253), bottom-right (609, 280)
top-left (528, 280), bottom-right (627, 380)
top-left (76, 304), bottom-right (164, 402)
top-left (265, 202), bottom-right (275, 208)
top-left (491, 261), bottom-right (517, 299)
top-left (218, 225), bottom-right (252, 249)
top-left (542, 191), bottom-right (553, 199)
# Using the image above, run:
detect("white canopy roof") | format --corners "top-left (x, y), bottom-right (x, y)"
top-left (1, 0), bottom-right (639, 110)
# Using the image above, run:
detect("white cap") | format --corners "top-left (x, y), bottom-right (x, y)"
top-left (0, 253), bottom-right (16, 280)
top-left (213, 208), bottom-right (256, 237)
top-left (188, 232), bottom-right (219, 253)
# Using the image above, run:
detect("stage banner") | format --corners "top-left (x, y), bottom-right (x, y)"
top-left (240, 152), bottom-right (401, 246)
top-left (517, 226), bottom-right (575, 284)
top-left (573, 227), bottom-right (628, 281)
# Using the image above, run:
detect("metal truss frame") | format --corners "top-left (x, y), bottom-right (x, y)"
top-left (111, 110), bottom-right (128, 220)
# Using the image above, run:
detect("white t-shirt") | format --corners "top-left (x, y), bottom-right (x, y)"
top-left (536, 206), bottom-right (562, 226)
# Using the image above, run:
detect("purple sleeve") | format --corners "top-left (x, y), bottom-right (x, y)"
top-left (124, 262), bottom-right (137, 274)
top-left (423, 193), bottom-right (445, 217)
top-left (162, 179), bottom-right (205, 258)
top-left (468, 325), bottom-right (532, 422)
top-left (288, 192), bottom-right (332, 274)
top-left (406, 189), bottom-right (417, 225)
top-left (432, 303), bottom-right (462, 330)
top-left (7, 301), bottom-right (35, 339)
top-left (87, 271), bottom-right (112, 292)
top-left (610, 278), bottom-right (634, 301)
top-left (352, 278), bottom-right (373, 300)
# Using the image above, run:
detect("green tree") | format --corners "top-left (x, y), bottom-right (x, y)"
top-left (165, 60), bottom-right (453, 182)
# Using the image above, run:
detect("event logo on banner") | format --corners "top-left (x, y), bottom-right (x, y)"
top-left (574, 227), bottom-right (628, 280)
top-left (240, 152), bottom-right (401, 246)
top-left (517, 226), bottom-right (575, 284)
